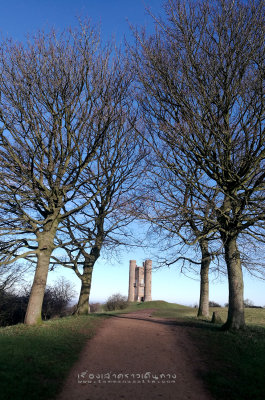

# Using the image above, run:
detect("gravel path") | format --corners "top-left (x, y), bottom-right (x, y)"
top-left (57, 309), bottom-right (213, 400)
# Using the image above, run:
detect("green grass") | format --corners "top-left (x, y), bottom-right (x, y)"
top-left (193, 324), bottom-right (265, 400)
top-left (1, 301), bottom-right (264, 400)
top-left (0, 314), bottom-right (106, 400)
top-left (120, 300), bottom-right (265, 400)
top-left (104, 299), bottom-right (197, 317)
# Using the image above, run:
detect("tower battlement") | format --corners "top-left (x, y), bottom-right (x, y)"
top-left (128, 259), bottom-right (152, 302)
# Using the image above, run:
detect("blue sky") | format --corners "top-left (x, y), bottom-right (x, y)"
top-left (0, 0), bottom-right (164, 43)
top-left (2, 0), bottom-right (265, 307)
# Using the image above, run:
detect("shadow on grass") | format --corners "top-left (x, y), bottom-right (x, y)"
top-left (0, 314), bottom-right (106, 400)
top-left (186, 321), bottom-right (265, 400)
top-left (99, 310), bottom-right (223, 334)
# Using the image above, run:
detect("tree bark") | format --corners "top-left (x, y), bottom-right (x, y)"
top-left (24, 248), bottom-right (52, 325)
top-left (197, 240), bottom-right (210, 318)
top-left (24, 228), bottom-right (57, 325)
top-left (222, 235), bottom-right (245, 330)
top-left (75, 257), bottom-right (94, 315)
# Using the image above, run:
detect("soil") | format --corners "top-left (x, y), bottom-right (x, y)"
top-left (56, 309), bottom-right (213, 400)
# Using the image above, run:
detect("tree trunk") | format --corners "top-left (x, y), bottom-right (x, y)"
top-left (24, 228), bottom-right (57, 325)
top-left (197, 240), bottom-right (210, 318)
top-left (75, 258), bottom-right (94, 315)
top-left (222, 235), bottom-right (245, 330)
top-left (24, 248), bottom-right (53, 325)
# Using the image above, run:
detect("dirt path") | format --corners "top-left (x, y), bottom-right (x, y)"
top-left (57, 309), bottom-right (212, 400)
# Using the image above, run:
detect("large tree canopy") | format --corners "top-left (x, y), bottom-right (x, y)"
top-left (131, 148), bottom-right (221, 318)
top-left (132, 0), bottom-right (265, 329)
top-left (52, 122), bottom-right (145, 315)
top-left (0, 22), bottom-right (134, 324)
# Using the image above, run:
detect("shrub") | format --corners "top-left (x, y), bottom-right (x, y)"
top-left (90, 303), bottom-right (102, 313)
top-left (209, 301), bottom-right (221, 307)
top-left (244, 299), bottom-right (254, 308)
top-left (42, 278), bottom-right (75, 320)
top-left (104, 293), bottom-right (128, 311)
top-left (0, 276), bottom-right (75, 326)
top-left (0, 291), bottom-right (28, 326)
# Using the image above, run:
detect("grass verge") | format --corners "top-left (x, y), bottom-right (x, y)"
top-left (1, 301), bottom-right (264, 400)
top-left (122, 300), bottom-right (265, 400)
top-left (191, 323), bottom-right (265, 400)
top-left (0, 314), bottom-right (106, 400)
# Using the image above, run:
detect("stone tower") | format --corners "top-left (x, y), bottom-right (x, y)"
top-left (128, 259), bottom-right (152, 302)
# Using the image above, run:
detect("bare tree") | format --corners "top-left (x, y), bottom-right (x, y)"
top-left (131, 0), bottom-right (265, 329)
top-left (0, 263), bottom-right (30, 294)
top-left (52, 124), bottom-right (145, 314)
top-left (131, 144), bottom-right (222, 318)
top-left (0, 22), bottom-right (133, 324)
top-left (42, 277), bottom-right (76, 320)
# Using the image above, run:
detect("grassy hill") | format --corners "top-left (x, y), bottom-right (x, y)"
top-left (0, 301), bottom-right (264, 400)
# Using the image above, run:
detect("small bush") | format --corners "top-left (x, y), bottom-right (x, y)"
top-left (90, 303), bottom-right (102, 313)
top-left (104, 293), bottom-right (128, 311)
top-left (0, 277), bottom-right (75, 326)
top-left (224, 301), bottom-right (263, 309)
top-left (243, 298), bottom-right (262, 308)
top-left (0, 291), bottom-right (28, 326)
top-left (209, 301), bottom-right (221, 307)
